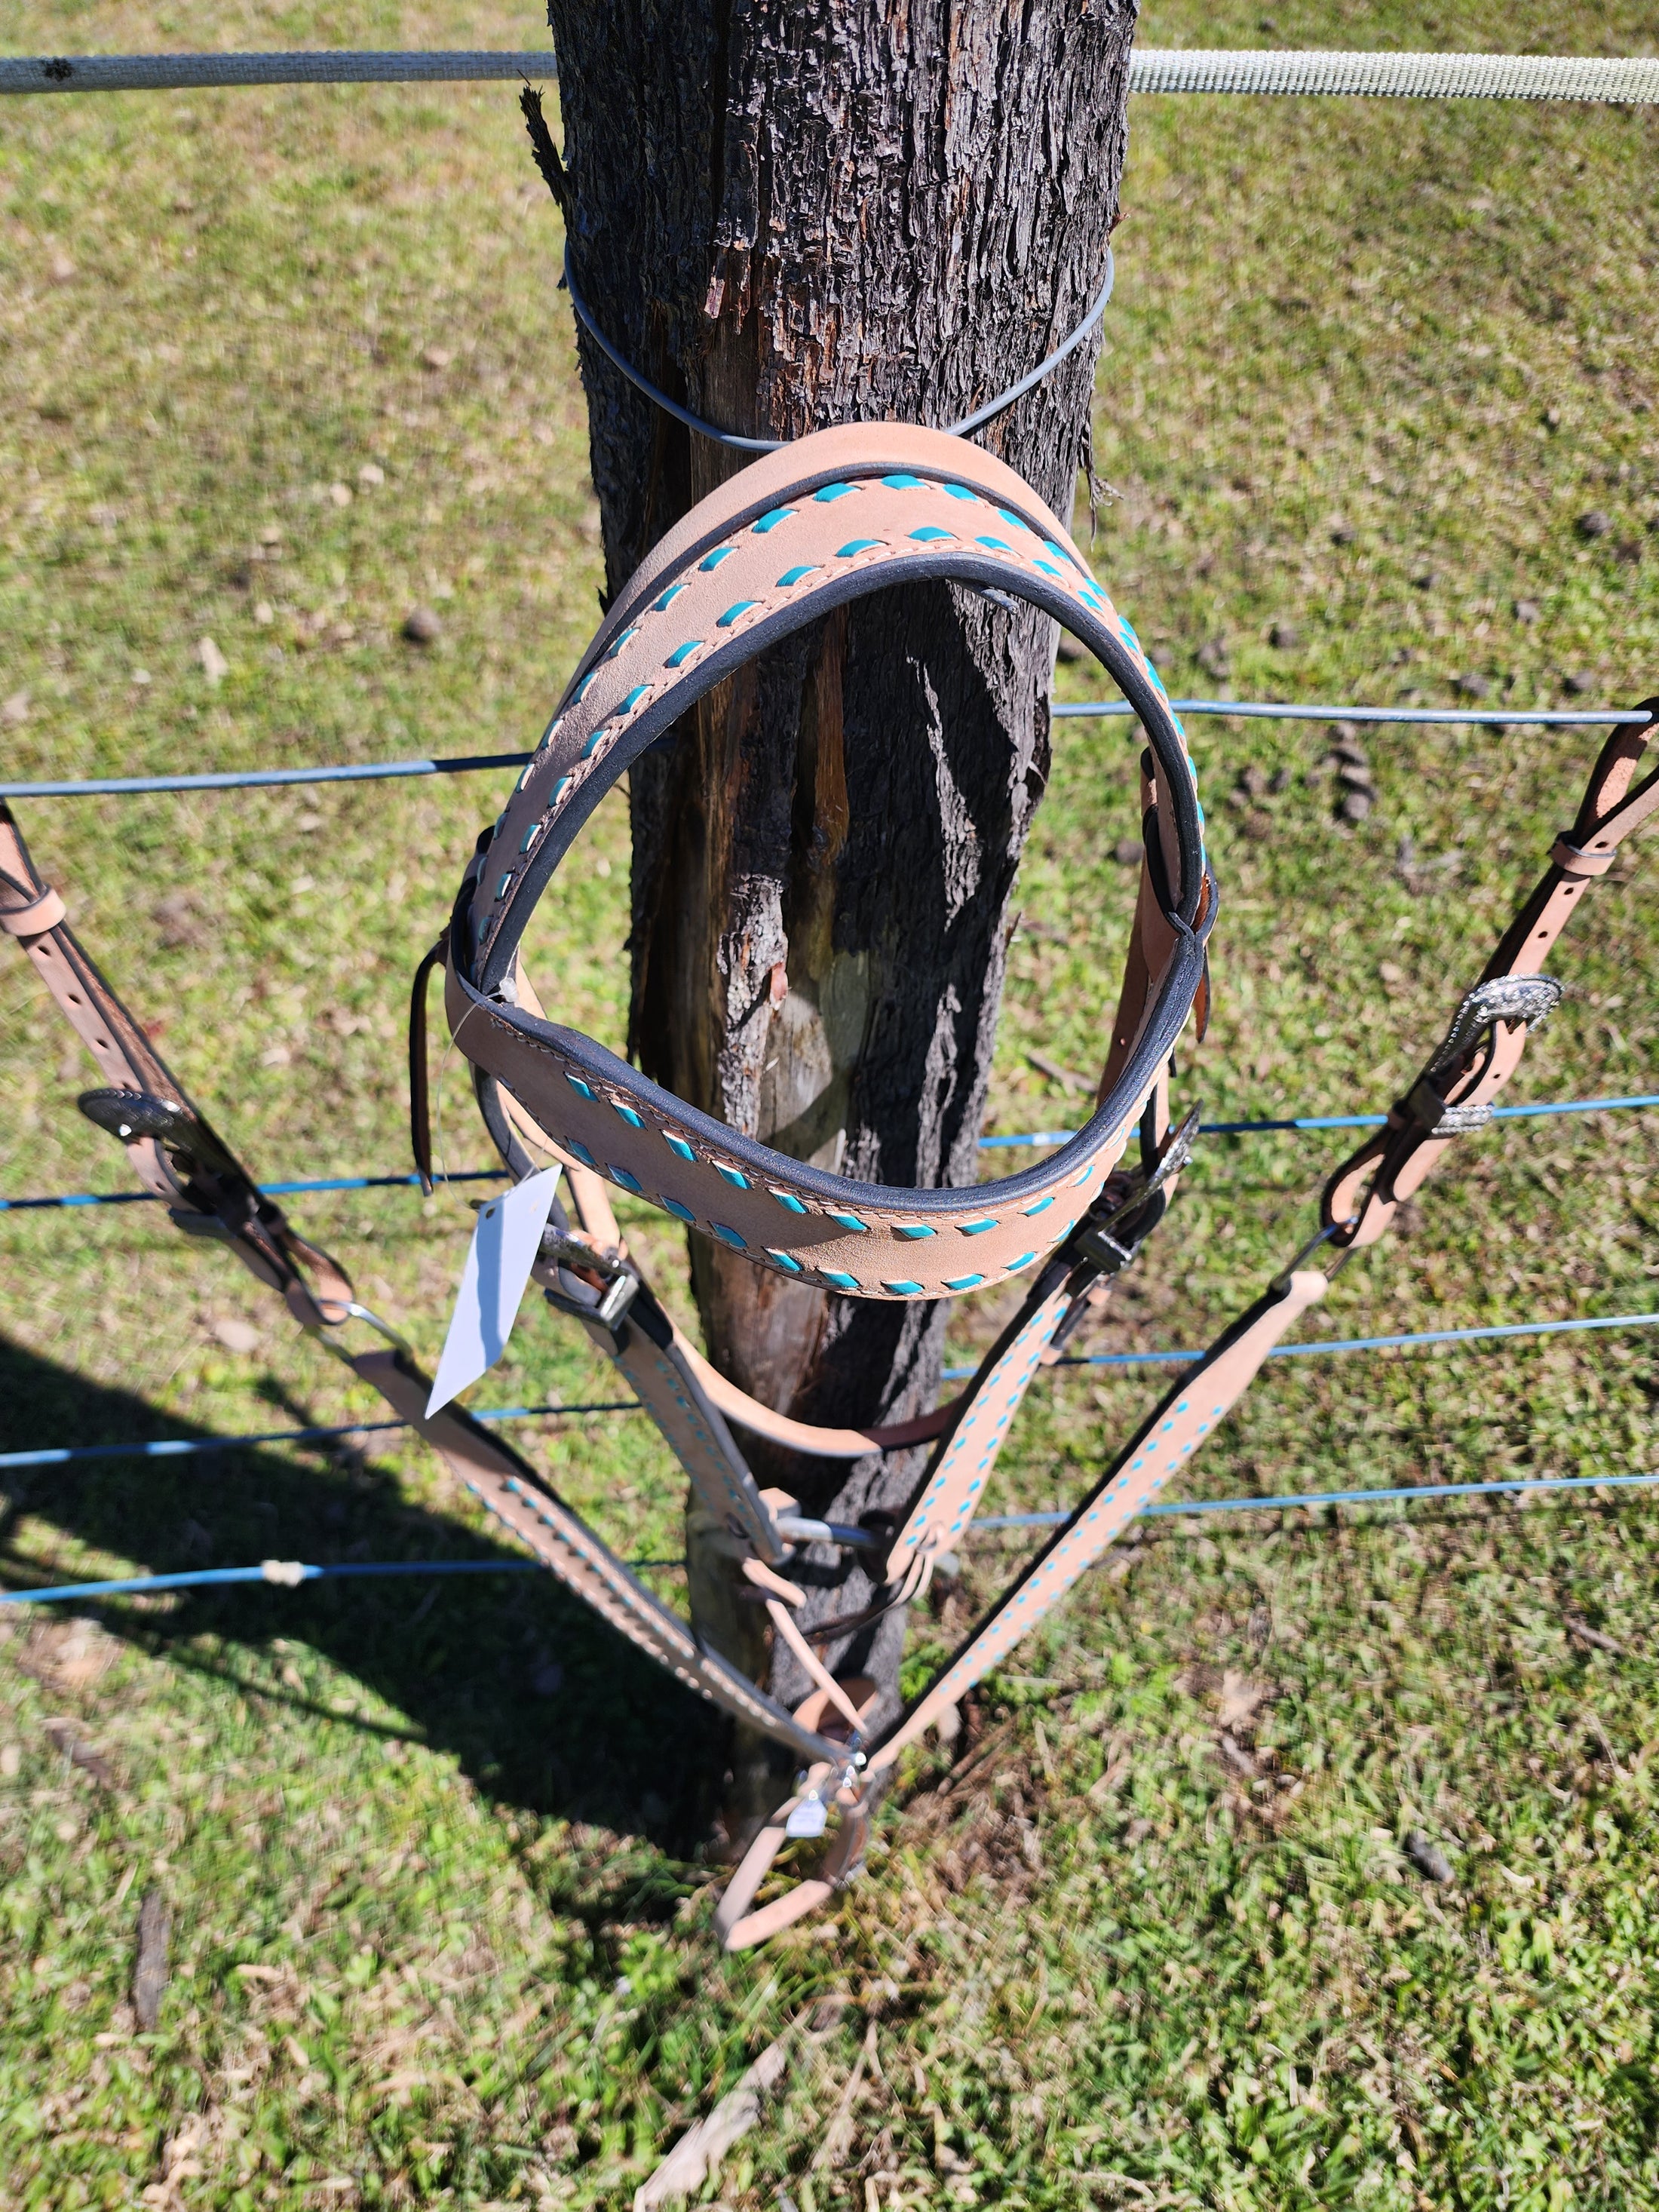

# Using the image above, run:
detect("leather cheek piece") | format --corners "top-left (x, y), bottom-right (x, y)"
top-left (1, 885), bottom-right (67, 935)
top-left (442, 424), bottom-right (1207, 1302)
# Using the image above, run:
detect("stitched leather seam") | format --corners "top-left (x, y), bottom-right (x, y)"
top-left (477, 478), bottom-right (1194, 954)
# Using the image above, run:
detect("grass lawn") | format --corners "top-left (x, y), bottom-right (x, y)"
top-left (2, 2), bottom-right (1657, 2205)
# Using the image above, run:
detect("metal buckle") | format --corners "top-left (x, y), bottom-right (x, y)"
top-left (540, 1231), bottom-right (639, 1333)
top-left (1073, 1101), bottom-right (1202, 1275)
top-left (307, 1299), bottom-right (418, 1370)
top-left (1271, 1217), bottom-right (1346, 1290)
top-left (76, 1086), bottom-right (241, 1180)
top-left (1403, 1087), bottom-right (1493, 1135)
top-left (1404, 974), bottom-right (1562, 1136)
top-left (1074, 1218), bottom-right (1136, 1272)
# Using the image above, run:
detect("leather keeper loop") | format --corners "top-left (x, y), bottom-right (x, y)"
top-left (1550, 837), bottom-right (1616, 879)
top-left (0, 885), bottom-right (66, 936)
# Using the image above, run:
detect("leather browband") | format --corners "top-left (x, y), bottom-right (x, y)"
top-left (442, 423), bottom-right (1210, 1306)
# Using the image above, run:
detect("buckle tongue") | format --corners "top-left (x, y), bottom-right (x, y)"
top-left (540, 1229), bottom-right (639, 1332)
top-left (1403, 974), bottom-right (1562, 1136)
top-left (1073, 1101), bottom-right (1202, 1275)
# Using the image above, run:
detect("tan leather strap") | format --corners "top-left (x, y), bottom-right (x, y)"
top-left (865, 1269), bottom-right (1331, 1779)
top-left (742, 1561), bottom-right (869, 1735)
top-left (667, 1314), bottom-right (957, 1457)
top-left (0, 802), bottom-right (353, 1329)
top-left (887, 1274), bottom-right (1076, 1591)
top-left (566, 1296), bottom-right (789, 1564)
top-left (354, 1355), bottom-right (844, 1764)
top-left (715, 1788), bottom-right (870, 1953)
top-left (712, 1677), bottom-right (879, 1953)
top-left (1324, 715), bottom-right (1655, 1247)
top-left (0, 799), bottom-right (847, 1768)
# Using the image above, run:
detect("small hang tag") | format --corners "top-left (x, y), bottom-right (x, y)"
top-left (785, 1795), bottom-right (827, 1840)
top-left (425, 1167), bottom-right (561, 1417)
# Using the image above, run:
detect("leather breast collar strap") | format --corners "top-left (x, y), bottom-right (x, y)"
top-left (0, 802), bottom-right (856, 1772)
top-left (1321, 707), bottom-right (1659, 1247)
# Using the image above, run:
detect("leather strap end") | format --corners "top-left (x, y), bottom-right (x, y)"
top-left (1550, 836), bottom-right (1616, 880)
top-left (409, 928), bottom-right (449, 1195)
top-left (1, 885), bottom-right (66, 937)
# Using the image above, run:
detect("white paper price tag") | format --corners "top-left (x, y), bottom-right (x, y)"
top-left (425, 1167), bottom-right (561, 1417)
top-left (785, 1796), bottom-right (828, 1839)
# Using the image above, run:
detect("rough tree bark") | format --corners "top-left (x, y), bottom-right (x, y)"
top-left (537, 0), bottom-right (1137, 1835)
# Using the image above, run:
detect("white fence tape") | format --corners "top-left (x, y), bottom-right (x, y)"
top-left (1130, 48), bottom-right (1659, 100)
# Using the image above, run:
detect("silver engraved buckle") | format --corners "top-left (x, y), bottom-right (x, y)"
top-left (1404, 974), bottom-right (1562, 1135)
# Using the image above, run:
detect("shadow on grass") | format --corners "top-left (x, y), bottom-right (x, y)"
top-left (0, 1331), bottom-right (727, 1861)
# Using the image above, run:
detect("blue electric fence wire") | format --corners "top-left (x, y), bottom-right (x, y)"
top-left (974, 1468), bottom-right (1659, 1532)
top-left (0, 1561), bottom-right (532, 1605)
top-left (0, 751), bottom-right (532, 800)
top-left (5, 1094), bottom-right (1654, 1215)
top-left (977, 1092), bottom-right (1659, 1149)
top-left (0, 1168), bottom-right (504, 1213)
top-left (3, 699), bottom-right (1646, 801)
top-left (941, 1305), bottom-right (1659, 1382)
top-left (5, 1309), bottom-right (1654, 1474)
top-left (0, 1401), bottom-right (638, 1471)
top-left (9, 1467), bottom-right (1659, 1608)
top-left (0, 1556), bottom-right (679, 1606)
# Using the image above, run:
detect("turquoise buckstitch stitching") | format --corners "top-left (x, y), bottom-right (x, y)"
top-left (518, 524), bottom-right (1124, 938)
top-left (637, 526), bottom-right (1066, 746)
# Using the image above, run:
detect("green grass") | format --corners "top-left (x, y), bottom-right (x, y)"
top-left (2, 2), bottom-right (1657, 2204)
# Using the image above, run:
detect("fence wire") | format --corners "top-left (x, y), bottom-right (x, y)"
top-left (4, 48), bottom-right (1655, 102)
